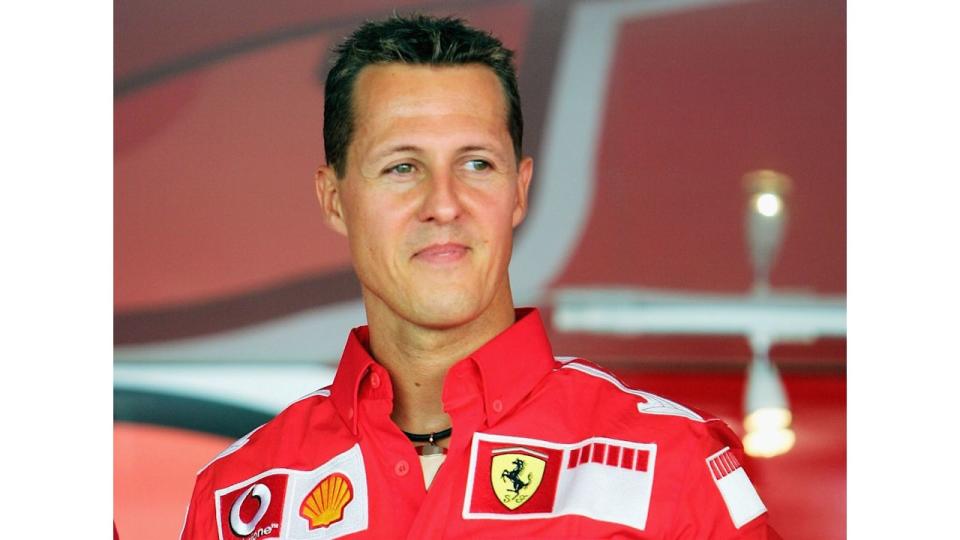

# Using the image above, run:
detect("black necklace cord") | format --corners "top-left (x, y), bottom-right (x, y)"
top-left (402, 427), bottom-right (452, 444)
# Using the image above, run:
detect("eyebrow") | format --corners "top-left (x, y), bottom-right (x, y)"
top-left (370, 145), bottom-right (422, 161)
top-left (371, 144), bottom-right (502, 161)
top-left (458, 145), bottom-right (499, 155)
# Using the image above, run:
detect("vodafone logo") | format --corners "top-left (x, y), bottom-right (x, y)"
top-left (216, 473), bottom-right (287, 540)
top-left (230, 483), bottom-right (271, 536)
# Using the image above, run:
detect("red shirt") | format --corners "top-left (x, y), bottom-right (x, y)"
top-left (181, 308), bottom-right (779, 539)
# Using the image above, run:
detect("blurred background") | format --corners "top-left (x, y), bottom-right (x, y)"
top-left (114, 0), bottom-right (845, 538)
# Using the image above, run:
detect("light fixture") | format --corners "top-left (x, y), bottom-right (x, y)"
top-left (742, 170), bottom-right (795, 458)
top-left (743, 337), bottom-right (795, 457)
top-left (743, 170), bottom-right (792, 293)
top-left (754, 193), bottom-right (782, 217)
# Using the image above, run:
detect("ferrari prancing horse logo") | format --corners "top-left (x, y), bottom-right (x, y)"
top-left (490, 447), bottom-right (548, 510)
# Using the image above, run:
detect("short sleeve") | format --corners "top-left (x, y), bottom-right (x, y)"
top-left (668, 420), bottom-right (781, 539)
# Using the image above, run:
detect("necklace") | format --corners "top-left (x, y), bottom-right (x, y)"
top-left (402, 427), bottom-right (452, 456)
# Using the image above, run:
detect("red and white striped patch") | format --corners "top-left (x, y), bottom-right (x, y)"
top-left (707, 448), bottom-right (742, 480)
top-left (705, 447), bottom-right (766, 529)
top-left (566, 442), bottom-right (650, 472)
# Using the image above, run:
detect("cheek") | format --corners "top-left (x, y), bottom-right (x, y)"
top-left (474, 194), bottom-right (517, 255)
top-left (345, 196), bottom-right (406, 263)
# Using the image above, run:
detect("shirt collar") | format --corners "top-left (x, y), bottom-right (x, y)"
top-left (330, 325), bottom-right (376, 435)
top-left (330, 308), bottom-right (557, 434)
top-left (455, 308), bottom-right (556, 426)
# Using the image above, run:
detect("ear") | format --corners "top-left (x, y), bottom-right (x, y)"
top-left (511, 156), bottom-right (534, 227)
top-left (315, 165), bottom-right (348, 236)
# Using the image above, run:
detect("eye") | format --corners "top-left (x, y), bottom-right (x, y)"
top-left (385, 163), bottom-right (416, 176)
top-left (464, 159), bottom-right (491, 172)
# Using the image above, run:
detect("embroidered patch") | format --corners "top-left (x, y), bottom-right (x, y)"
top-left (214, 444), bottom-right (368, 540)
top-left (464, 433), bottom-right (657, 531)
top-left (216, 473), bottom-right (286, 540)
top-left (468, 439), bottom-right (562, 514)
top-left (299, 473), bottom-right (353, 529)
top-left (706, 447), bottom-right (767, 529)
top-left (491, 447), bottom-right (552, 510)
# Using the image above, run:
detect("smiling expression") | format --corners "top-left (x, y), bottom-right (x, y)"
top-left (317, 64), bottom-right (533, 330)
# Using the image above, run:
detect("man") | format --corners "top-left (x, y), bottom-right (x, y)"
top-left (181, 14), bottom-right (779, 539)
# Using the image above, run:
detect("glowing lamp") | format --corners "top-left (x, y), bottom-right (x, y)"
top-left (743, 427), bottom-right (796, 458)
top-left (743, 340), bottom-right (794, 458)
top-left (743, 170), bottom-right (792, 292)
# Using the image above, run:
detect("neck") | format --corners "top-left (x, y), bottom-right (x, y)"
top-left (364, 285), bottom-right (516, 435)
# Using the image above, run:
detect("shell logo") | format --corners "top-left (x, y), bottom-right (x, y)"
top-left (299, 472), bottom-right (353, 529)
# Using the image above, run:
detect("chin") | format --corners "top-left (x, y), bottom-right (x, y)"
top-left (408, 292), bottom-right (484, 330)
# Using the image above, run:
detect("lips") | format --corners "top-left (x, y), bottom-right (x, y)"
top-left (413, 242), bottom-right (469, 263)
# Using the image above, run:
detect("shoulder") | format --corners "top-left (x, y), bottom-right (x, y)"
top-left (544, 357), bottom-right (741, 446)
top-left (551, 357), bottom-right (708, 422)
top-left (194, 386), bottom-right (338, 483)
top-left (181, 387), bottom-right (354, 537)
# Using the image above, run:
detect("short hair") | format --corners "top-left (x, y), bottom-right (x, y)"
top-left (323, 14), bottom-right (523, 178)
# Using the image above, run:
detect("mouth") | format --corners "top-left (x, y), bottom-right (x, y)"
top-left (413, 242), bottom-right (470, 264)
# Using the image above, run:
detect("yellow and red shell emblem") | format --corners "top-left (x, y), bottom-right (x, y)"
top-left (299, 473), bottom-right (353, 529)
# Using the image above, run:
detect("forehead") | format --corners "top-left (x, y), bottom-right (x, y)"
top-left (349, 63), bottom-right (509, 145)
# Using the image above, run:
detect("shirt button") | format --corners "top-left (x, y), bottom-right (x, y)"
top-left (395, 460), bottom-right (410, 477)
top-left (492, 399), bottom-right (504, 413)
top-left (347, 407), bottom-right (354, 419)
top-left (370, 373), bottom-right (381, 388)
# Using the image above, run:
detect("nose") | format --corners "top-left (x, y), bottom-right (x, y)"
top-left (417, 169), bottom-right (464, 224)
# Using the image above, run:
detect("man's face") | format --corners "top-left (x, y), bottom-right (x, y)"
top-left (318, 64), bottom-right (533, 329)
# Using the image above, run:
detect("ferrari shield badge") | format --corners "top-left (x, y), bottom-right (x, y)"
top-left (490, 447), bottom-right (549, 510)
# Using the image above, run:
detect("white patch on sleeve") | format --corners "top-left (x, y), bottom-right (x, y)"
top-left (706, 447), bottom-right (767, 529)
